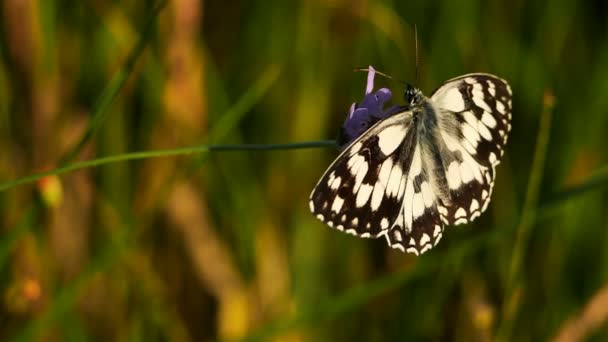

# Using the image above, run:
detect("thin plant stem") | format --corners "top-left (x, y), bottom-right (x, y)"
top-left (0, 141), bottom-right (337, 193)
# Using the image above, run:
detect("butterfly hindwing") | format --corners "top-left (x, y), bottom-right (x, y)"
top-left (385, 145), bottom-right (445, 255)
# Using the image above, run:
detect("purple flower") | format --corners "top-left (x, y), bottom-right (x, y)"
top-left (338, 66), bottom-right (400, 148)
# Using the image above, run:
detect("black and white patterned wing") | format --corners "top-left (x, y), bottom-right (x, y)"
top-left (431, 74), bottom-right (512, 225)
top-left (309, 110), bottom-right (445, 255)
top-left (382, 141), bottom-right (446, 255)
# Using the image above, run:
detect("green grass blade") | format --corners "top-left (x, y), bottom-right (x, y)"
top-left (59, 0), bottom-right (168, 165)
top-left (207, 64), bottom-right (282, 144)
top-left (497, 92), bottom-right (555, 341)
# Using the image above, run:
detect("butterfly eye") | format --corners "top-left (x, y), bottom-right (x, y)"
top-left (404, 84), bottom-right (416, 104)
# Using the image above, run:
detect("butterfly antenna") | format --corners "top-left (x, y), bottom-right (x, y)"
top-left (353, 67), bottom-right (407, 85)
top-left (414, 24), bottom-right (419, 87)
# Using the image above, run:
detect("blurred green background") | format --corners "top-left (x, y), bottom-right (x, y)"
top-left (1, 0), bottom-right (608, 341)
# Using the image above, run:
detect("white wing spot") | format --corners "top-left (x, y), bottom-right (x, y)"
top-left (347, 154), bottom-right (363, 172)
top-left (329, 176), bottom-right (341, 190)
top-left (316, 214), bottom-right (324, 221)
top-left (470, 199), bottom-right (479, 212)
top-left (309, 200), bottom-right (315, 212)
top-left (328, 171), bottom-right (335, 185)
top-left (420, 233), bottom-right (431, 245)
top-left (455, 218), bottom-right (468, 225)
top-left (447, 161), bottom-right (462, 189)
top-left (392, 244), bottom-right (405, 252)
top-left (327, 221), bottom-right (334, 227)
top-left (482, 112), bottom-right (497, 128)
top-left (386, 164), bottom-right (403, 197)
top-left (377, 125), bottom-right (407, 155)
top-left (353, 160), bottom-right (369, 193)
top-left (477, 120), bottom-right (493, 141)
top-left (381, 218), bottom-right (389, 229)
top-left (331, 196), bottom-right (344, 213)
top-left (496, 100), bottom-right (506, 115)
top-left (406, 247), bottom-right (419, 255)
top-left (370, 159), bottom-right (392, 210)
top-left (455, 207), bottom-right (467, 218)
top-left (393, 229), bottom-right (402, 241)
top-left (463, 111), bottom-right (477, 127)
top-left (487, 81), bottom-right (496, 96)
top-left (341, 214), bottom-right (347, 222)
top-left (350, 142), bottom-right (362, 155)
top-left (370, 184), bottom-right (385, 211)
top-left (351, 218), bottom-right (359, 226)
top-left (489, 152), bottom-right (497, 165)
top-left (481, 190), bottom-right (489, 200)
top-left (438, 206), bottom-right (448, 216)
top-left (356, 184), bottom-right (373, 208)
top-left (433, 225), bottom-right (442, 238)
top-left (464, 77), bottom-right (476, 84)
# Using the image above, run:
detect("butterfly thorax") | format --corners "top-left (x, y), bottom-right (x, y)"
top-left (409, 94), bottom-right (454, 206)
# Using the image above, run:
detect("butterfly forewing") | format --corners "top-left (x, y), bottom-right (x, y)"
top-left (309, 111), bottom-right (415, 238)
top-left (431, 74), bottom-right (512, 225)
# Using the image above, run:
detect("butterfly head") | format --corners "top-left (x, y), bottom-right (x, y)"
top-left (404, 84), bottom-right (423, 108)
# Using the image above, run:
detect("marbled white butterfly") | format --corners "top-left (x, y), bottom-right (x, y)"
top-left (309, 66), bottom-right (512, 255)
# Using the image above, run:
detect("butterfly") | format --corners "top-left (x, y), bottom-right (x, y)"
top-left (309, 66), bottom-right (512, 255)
